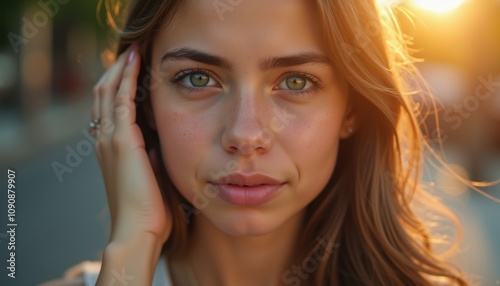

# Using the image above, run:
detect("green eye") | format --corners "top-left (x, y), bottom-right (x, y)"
top-left (189, 73), bottom-right (210, 86)
top-left (286, 76), bottom-right (307, 90)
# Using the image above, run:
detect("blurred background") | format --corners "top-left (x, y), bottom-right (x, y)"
top-left (0, 0), bottom-right (498, 285)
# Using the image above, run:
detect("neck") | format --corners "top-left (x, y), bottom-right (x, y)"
top-left (183, 210), bottom-right (305, 286)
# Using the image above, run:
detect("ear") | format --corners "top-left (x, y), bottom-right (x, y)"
top-left (339, 100), bottom-right (358, 139)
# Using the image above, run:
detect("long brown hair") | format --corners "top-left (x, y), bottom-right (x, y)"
top-left (102, 0), bottom-right (469, 284)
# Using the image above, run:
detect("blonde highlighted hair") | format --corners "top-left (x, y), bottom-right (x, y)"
top-left (102, 0), bottom-right (469, 284)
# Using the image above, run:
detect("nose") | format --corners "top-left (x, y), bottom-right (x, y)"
top-left (221, 90), bottom-right (273, 157)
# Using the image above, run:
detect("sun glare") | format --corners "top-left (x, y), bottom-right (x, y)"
top-left (413, 0), bottom-right (465, 13)
top-left (377, 0), bottom-right (403, 8)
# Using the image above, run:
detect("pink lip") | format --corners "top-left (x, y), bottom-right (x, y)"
top-left (209, 173), bottom-right (286, 205)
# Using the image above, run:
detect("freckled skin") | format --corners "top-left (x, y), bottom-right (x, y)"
top-left (149, 0), bottom-right (354, 236)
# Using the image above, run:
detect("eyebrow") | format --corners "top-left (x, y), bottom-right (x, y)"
top-left (260, 52), bottom-right (331, 70)
top-left (160, 47), bottom-right (332, 71)
top-left (161, 47), bottom-right (232, 70)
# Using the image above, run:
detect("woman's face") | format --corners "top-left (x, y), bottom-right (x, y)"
top-left (149, 0), bottom-right (354, 236)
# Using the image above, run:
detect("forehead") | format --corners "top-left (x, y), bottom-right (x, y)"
top-left (152, 0), bottom-right (327, 61)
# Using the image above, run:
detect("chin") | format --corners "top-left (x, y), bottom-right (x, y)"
top-left (204, 208), bottom-right (288, 237)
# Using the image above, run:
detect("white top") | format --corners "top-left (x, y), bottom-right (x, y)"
top-left (82, 256), bottom-right (173, 286)
top-left (70, 256), bottom-right (452, 286)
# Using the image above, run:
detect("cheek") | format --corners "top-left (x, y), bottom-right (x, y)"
top-left (282, 109), bottom-right (343, 197)
top-left (159, 112), bottom-right (205, 151)
top-left (284, 102), bottom-right (344, 161)
top-left (150, 98), bottom-right (214, 193)
top-left (286, 112), bottom-right (341, 155)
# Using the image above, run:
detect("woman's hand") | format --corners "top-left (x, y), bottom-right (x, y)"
top-left (92, 45), bottom-right (172, 245)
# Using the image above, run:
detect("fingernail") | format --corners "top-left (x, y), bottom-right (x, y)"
top-left (128, 49), bottom-right (136, 64)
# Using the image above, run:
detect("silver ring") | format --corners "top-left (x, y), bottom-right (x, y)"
top-left (89, 118), bottom-right (101, 137)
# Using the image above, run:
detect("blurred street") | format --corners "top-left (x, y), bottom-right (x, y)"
top-left (0, 0), bottom-right (499, 285)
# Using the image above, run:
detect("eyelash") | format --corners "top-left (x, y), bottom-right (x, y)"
top-left (169, 68), bottom-right (322, 98)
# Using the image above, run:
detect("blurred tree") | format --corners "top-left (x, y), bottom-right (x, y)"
top-left (1, 0), bottom-right (108, 52)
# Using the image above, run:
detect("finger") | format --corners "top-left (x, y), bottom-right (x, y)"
top-left (100, 48), bottom-right (132, 124)
top-left (90, 89), bottom-right (100, 122)
top-left (90, 70), bottom-right (102, 119)
top-left (91, 60), bottom-right (115, 122)
top-left (92, 63), bottom-right (114, 142)
top-left (91, 85), bottom-right (100, 122)
top-left (114, 45), bottom-right (141, 131)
